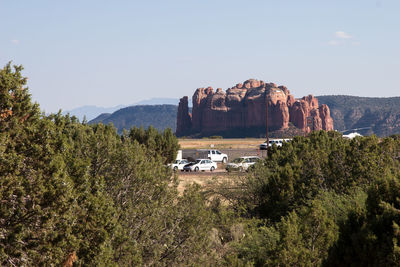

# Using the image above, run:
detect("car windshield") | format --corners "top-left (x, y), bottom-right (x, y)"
top-left (195, 159), bottom-right (202, 163)
top-left (232, 158), bottom-right (244, 163)
top-left (175, 160), bottom-right (180, 164)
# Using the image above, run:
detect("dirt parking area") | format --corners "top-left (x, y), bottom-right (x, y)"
top-left (179, 138), bottom-right (266, 150)
top-left (175, 138), bottom-right (266, 193)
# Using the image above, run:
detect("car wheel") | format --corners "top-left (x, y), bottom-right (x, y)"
top-left (222, 157), bottom-right (227, 164)
top-left (173, 166), bottom-right (178, 172)
top-left (210, 166), bottom-right (215, 172)
top-left (194, 167), bottom-right (199, 172)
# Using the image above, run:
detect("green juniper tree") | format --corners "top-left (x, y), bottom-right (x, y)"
top-left (0, 63), bottom-right (214, 266)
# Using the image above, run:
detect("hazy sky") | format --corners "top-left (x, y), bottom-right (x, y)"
top-left (1, 0), bottom-right (399, 113)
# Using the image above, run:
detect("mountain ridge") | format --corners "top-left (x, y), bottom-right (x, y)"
top-left (88, 95), bottom-right (400, 137)
top-left (89, 104), bottom-right (178, 133)
top-left (63, 98), bottom-right (180, 121)
top-left (317, 95), bottom-right (400, 136)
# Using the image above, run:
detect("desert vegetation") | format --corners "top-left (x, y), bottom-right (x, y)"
top-left (2, 63), bottom-right (400, 266)
top-left (0, 64), bottom-right (209, 266)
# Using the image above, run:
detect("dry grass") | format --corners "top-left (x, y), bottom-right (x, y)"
top-left (176, 170), bottom-right (243, 194)
top-left (178, 138), bottom-right (265, 149)
top-left (176, 172), bottom-right (224, 193)
top-left (177, 173), bottom-right (208, 193)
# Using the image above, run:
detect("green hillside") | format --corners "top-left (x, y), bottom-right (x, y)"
top-left (89, 104), bottom-right (177, 133)
top-left (317, 95), bottom-right (400, 136)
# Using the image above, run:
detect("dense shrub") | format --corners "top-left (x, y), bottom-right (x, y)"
top-left (3, 63), bottom-right (400, 266)
top-left (211, 130), bottom-right (400, 265)
top-left (0, 63), bottom-right (212, 266)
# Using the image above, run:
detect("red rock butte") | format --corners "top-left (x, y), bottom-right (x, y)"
top-left (176, 79), bottom-right (334, 137)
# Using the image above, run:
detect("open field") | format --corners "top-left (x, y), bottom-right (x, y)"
top-left (178, 138), bottom-right (266, 149)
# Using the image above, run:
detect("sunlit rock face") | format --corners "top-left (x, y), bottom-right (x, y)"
top-left (176, 79), bottom-right (334, 137)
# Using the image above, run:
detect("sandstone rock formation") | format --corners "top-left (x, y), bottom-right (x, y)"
top-left (176, 96), bottom-right (192, 136)
top-left (176, 79), bottom-right (334, 137)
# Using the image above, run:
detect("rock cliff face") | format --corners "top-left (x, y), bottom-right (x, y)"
top-left (317, 95), bottom-right (400, 137)
top-left (176, 96), bottom-right (192, 136)
top-left (176, 79), bottom-right (334, 137)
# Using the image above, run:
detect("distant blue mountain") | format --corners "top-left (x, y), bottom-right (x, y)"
top-left (89, 105), bottom-right (178, 133)
top-left (62, 105), bottom-right (126, 121)
top-left (63, 98), bottom-right (186, 121)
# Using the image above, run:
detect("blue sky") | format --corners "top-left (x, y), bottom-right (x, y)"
top-left (1, 0), bottom-right (399, 112)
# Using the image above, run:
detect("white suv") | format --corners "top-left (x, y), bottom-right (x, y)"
top-left (206, 150), bottom-right (228, 163)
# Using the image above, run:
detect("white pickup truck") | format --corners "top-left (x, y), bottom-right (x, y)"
top-left (205, 149), bottom-right (228, 163)
top-left (182, 149), bottom-right (228, 163)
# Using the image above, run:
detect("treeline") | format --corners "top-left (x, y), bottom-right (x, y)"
top-left (2, 63), bottom-right (400, 266)
top-left (209, 131), bottom-right (400, 266)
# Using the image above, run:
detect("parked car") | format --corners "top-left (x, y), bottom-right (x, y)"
top-left (226, 156), bottom-right (260, 172)
top-left (182, 149), bottom-right (228, 163)
top-left (168, 159), bottom-right (189, 171)
top-left (259, 138), bottom-right (291, 150)
top-left (183, 159), bottom-right (217, 172)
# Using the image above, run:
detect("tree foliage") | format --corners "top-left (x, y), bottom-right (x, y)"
top-left (210, 130), bottom-right (400, 266)
top-left (3, 63), bottom-right (400, 266)
top-left (0, 63), bottom-right (211, 266)
top-left (226, 131), bottom-right (400, 222)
